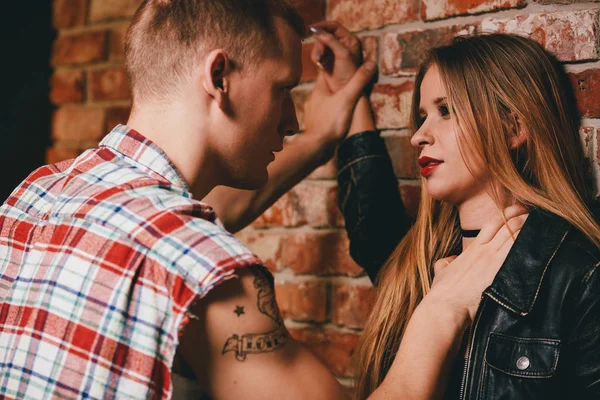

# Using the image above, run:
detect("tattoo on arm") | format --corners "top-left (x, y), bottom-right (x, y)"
top-left (222, 266), bottom-right (289, 361)
top-left (234, 306), bottom-right (245, 317)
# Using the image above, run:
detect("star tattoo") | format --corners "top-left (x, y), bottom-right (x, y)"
top-left (234, 305), bottom-right (245, 317)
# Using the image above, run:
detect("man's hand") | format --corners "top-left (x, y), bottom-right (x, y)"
top-left (303, 56), bottom-right (376, 158)
top-left (310, 21), bottom-right (364, 92)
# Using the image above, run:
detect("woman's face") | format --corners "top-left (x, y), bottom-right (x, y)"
top-left (410, 66), bottom-right (489, 205)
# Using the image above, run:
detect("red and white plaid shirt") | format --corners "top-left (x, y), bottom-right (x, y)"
top-left (0, 125), bottom-right (261, 399)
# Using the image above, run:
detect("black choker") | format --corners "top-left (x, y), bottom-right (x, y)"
top-left (461, 229), bottom-right (481, 238)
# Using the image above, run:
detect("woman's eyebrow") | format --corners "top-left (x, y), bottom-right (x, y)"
top-left (433, 97), bottom-right (448, 105)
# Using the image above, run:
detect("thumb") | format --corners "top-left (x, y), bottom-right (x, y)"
top-left (433, 255), bottom-right (458, 275)
top-left (338, 61), bottom-right (377, 104)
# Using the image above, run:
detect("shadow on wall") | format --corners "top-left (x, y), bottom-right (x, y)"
top-left (0, 1), bottom-right (55, 203)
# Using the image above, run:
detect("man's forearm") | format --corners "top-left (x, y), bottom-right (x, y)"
top-left (202, 133), bottom-right (333, 233)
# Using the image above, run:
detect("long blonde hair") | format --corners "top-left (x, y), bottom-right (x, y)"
top-left (354, 33), bottom-right (600, 398)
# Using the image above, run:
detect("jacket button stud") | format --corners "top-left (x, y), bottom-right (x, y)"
top-left (516, 356), bottom-right (530, 370)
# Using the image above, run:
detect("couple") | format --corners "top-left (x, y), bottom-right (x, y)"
top-left (0, 0), bottom-right (598, 399)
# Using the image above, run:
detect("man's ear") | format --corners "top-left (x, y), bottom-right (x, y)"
top-left (509, 116), bottom-right (528, 149)
top-left (202, 49), bottom-right (231, 110)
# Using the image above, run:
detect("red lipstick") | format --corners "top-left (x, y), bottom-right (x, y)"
top-left (418, 156), bottom-right (443, 177)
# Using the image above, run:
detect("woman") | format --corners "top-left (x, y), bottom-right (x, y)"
top-left (336, 34), bottom-right (600, 399)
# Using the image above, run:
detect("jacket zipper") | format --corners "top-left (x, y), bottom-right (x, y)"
top-left (459, 296), bottom-right (486, 400)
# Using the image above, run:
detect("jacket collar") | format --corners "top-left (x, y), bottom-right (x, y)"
top-left (484, 207), bottom-right (570, 316)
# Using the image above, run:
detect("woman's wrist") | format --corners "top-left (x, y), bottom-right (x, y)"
top-left (348, 95), bottom-right (376, 137)
top-left (416, 295), bottom-right (470, 336)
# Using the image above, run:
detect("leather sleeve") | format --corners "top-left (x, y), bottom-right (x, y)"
top-left (565, 264), bottom-right (600, 398)
top-left (336, 131), bottom-right (411, 283)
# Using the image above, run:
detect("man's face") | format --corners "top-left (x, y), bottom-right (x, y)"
top-left (215, 16), bottom-right (303, 190)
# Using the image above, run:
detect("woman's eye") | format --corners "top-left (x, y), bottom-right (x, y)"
top-left (439, 104), bottom-right (450, 117)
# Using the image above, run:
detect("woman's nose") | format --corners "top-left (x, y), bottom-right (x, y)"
top-left (410, 123), bottom-right (433, 148)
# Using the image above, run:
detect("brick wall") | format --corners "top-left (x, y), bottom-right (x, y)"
top-left (50, 0), bottom-right (600, 388)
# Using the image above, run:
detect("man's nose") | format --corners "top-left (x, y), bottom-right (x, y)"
top-left (280, 95), bottom-right (299, 136)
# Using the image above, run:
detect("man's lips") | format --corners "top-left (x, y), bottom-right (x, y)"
top-left (418, 156), bottom-right (443, 177)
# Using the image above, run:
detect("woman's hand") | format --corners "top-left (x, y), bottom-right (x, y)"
top-left (309, 21), bottom-right (364, 92)
top-left (423, 205), bottom-right (529, 325)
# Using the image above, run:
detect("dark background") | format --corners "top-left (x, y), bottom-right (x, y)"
top-left (1, 2), bottom-right (54, 202)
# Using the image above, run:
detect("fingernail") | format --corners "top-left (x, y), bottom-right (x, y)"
top-left (316, 60), bottom-right (324, 70)
top-left (310, 26), bottom-right (325, 35)
top-left (364, 61), bottom-right (376, 72)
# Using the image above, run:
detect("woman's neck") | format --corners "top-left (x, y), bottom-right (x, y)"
top-left (457, 193), bottom-right (504, 250)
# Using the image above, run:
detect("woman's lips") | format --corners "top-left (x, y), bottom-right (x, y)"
top-left (418, 156), bottom-right (443, 177)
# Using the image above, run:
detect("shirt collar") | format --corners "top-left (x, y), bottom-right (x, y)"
top-left (99, 124), bottom-right (191, 193)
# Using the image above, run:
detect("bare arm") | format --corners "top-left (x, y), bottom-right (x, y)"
top-left (177, 266), bottom-right (348, 399)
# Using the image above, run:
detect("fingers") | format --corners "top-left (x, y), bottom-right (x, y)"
top-left (488, 214), bottom-right (528, 250)
top-left (310, 21), bottom-right (353, 42)
top-left (311, 29), bottom-right (352, 62)
top-left (337, 61), bottom-right (377, 104)
top-left (477, 204), bottom-right (528, 244)
top-left (433, 255), bottom-right (457, 275)
top-left (310, 41), bottom-right (327, 69)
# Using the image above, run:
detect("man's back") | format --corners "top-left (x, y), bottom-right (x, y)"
top-left (0, 125), bottom-right (260, 399)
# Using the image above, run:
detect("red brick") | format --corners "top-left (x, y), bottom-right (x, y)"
top-left (110, 24), bottom-right (129, 62)
top-left (580, 126), bottom-right (594, 159)
top-left (46, 146), bottom-right (80, 165)
top-left (570, 69), bottom-right (600, 118)
top-left (370, 81), bottom-right (415, 130)
top-left (52, 31), bottom-right (108, 66)
top-left (89, 0), bottom-right (142, 23)
top-left (275, 281), bottom-right (328, 322)
top-left (296, 0), bottom-right (326, 29)
top-left (538, 0), bottom-right (600, 3)
top-left (89, 67), bottom-right (131, 102)
top-left (53, 0), bottom-right (86, 28)
top-left (597, 128), bottom-right (600, 167)
top-left (105, 106), bottom-right (131, 131)
top-left (381, 25), bottom-right (476, 76)
top-left (50, 70), bottom-right (84, 104)
top-left (382, 131), bottom-right (419, 178)
top-left (421, 0), bottom-right (524, 21)
top-left (254, 181), bottom-right (342, 228)
top-left (399, 182), bottom-right (422, 218)
top-left (481, 10), bottom-right (600, 62)
top-left (327, 0), bottom-right (419, 31)
top-left (288, 327), bottom-right (359, 377)
top-left (332, 282), bottom-right (375, 328)
top-left (52, 107), bottom-right (106, 142)
top-left (236, 229), bottom-right (286, 272)
top-left (281, 230), bottom-right (364, 276)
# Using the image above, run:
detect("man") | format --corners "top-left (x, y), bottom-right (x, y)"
top-left (0, 1), bottom-right (374, 399)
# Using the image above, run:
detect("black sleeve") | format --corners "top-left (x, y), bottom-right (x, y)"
top-left (336, 131), bottom-right (411, 283)
top-left (565, 265), bottom-right (600, 398)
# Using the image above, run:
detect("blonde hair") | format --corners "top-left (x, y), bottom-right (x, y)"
top-left (354, 33), bottom-right (600, 398)
top-left (124, 0), bottom-right (305, 104)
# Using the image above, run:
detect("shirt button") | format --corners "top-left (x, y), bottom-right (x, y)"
top-left (516, 356), bottom-right (530, 370)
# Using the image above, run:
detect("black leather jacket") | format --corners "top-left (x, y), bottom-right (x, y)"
top-left (337, 131), bottom-right (600, 399)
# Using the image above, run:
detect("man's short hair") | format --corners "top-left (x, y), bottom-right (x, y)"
top-left (125, 0), bottom-right (306, 104)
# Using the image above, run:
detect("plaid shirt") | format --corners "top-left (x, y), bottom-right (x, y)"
top-left (0, 125), bottom-right (261, 399)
